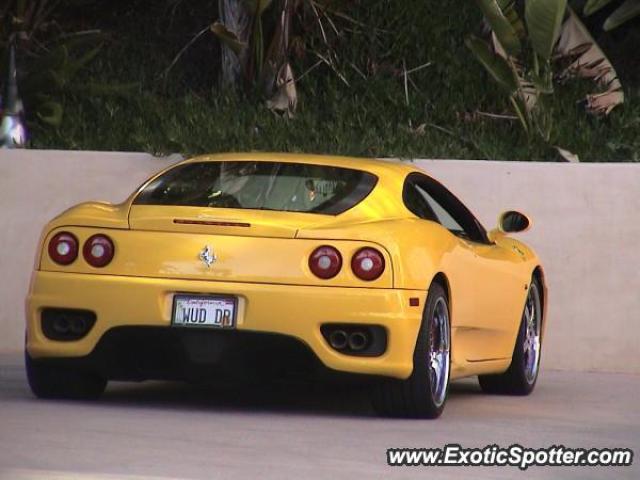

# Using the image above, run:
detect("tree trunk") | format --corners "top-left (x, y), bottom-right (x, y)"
top-left (219, 0), bottom-right (252, 88)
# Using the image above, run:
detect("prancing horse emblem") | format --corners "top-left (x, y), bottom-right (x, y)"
top-left (199, 245), bottom-right (216, 268)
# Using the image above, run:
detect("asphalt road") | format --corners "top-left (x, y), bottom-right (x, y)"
top-left (0, 354), bottom-right (637, 480)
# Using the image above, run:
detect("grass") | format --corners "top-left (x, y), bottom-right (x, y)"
top-left (28, 0), bottom-right (640, 161)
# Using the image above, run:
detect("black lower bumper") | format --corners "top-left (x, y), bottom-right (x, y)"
top-left (32, 326), bottom-right (367, 384)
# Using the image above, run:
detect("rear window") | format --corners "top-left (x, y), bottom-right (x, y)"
top-left (134, 161), bottom-right (378, 215)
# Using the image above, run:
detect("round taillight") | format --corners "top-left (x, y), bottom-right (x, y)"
top-left (309, 246), bottom-right (342, 279)
top-left (48, 232), bottom-right (79, 265)
top-left (83, 234), bottom-right (115, 267)
top-left (351, 247), bottom-right (385, 281)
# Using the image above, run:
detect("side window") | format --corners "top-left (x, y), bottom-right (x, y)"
top-left (403, 183), bottom-right (438, 222)
top-left (414, 185), bottom-right (464, 232)
top-left (403, 173), bottom-right (490, 244)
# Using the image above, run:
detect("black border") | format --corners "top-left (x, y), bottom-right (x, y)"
top-left (171, 293), bottom-right (238, 329)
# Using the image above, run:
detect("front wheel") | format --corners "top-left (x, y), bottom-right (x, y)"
top-left (478, 277), bottom-right (543, 395)
top-left (25, 352), bottom-right (107, 400)
top-left (372, 282), bottom-right (451, 418)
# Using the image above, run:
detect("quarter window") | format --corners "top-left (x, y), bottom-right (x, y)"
top-left (403, 173), bottom-right (490, 244)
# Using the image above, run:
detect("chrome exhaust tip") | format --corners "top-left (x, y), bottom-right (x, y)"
top-left (328, 330), bottom-right (348, 350)
top-left (348, 331), bottom-right (368, 351)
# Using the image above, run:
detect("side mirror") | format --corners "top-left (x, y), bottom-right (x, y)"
top-left (498, 210), bottom-right (531, 233)
top-left (488, 210), bottom-right (532, 242)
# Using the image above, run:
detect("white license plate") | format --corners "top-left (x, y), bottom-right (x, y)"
top-left (172, 295), bottom-right (237, 329)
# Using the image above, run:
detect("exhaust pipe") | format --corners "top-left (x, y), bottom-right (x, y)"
top-left (70, 318), bottom-right (87, 335)
top-left (328, 330), bottom-right (348, 350)
top-left (348, 331), bottom-right (368, 351)
top-left (52, 317), bottom-right (70, 334)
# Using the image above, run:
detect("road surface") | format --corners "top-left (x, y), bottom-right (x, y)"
top-left (0, 354), bottom-right (637, 479)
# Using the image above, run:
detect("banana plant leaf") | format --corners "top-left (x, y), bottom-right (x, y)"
top-left (265, 62), bottom-right (297, 118)
top-left (35, 100), bottom-right (63, 126)
top-left (496, 0), bottom-right (526, 40)
top-left (525, 0), bottom-right (568, 61)
top-left (243, 0), bottom-right (273, 16)
top-left (465, 34), bottom-right (518, 93)
top-left (474, 0), bottom-right (522, 56)
top-left (489, 32), bottom-right (539, 110)
top-left (583, 0), bottom-right (615, 15)
top-left (604, 0), bottom-right (640, 30)
top-left (556, 8), bottom-right (624, 115)
top-left (211, 22), bottom-right (247, 56)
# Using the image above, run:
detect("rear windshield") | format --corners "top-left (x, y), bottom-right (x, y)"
top-left (134, 161), bottom-right (378, 215)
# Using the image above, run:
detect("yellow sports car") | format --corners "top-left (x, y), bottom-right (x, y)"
top-left (25, 153), bottom-right (546, 418)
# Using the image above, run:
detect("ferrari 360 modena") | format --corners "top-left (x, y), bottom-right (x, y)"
top-left (26, 153), bottom-right (546, 418)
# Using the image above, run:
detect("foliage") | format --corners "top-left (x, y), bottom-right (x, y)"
top-left (211, 0), bottom-right (297, 116)
top-left (208, 0), bottom-right (362, 116)
top-left (583, 0), bottom-right (640, 31)
top-left (467, 0), bottom-right (623, 144)
top-left (0, 0), bottom-right (133, 127)
top-left (10, 0), bottom-right (640, 161)
top-left (467, 0), bottom-right (568, 141)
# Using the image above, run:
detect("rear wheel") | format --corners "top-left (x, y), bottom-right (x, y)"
top-left (478, 277), bottom-right (542, 395)
top-left (25, 352), bottom-right (106, 400)
top-left (372, 282), bottom-right (450, 418)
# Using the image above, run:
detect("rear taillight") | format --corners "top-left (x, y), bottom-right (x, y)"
top-left (83, 234), bottom-right (115, 267)
top-left (309, 246), bottom-right (342, 279)
top-left (48, 232), bottom-right (79, 265)
top-left (351, 247), bottom-right (385, 281)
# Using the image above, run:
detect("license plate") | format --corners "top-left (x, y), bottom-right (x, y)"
top-left (172, 295), bottom-right (237, 329)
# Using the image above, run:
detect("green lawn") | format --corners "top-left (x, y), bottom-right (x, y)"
top-left (30, 0), bottom-right (640, 161)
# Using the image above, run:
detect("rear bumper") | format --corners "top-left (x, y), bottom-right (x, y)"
top-left (26, 271), bottom-right (426, 379)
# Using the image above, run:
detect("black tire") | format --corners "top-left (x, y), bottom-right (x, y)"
top-left (372, 282), bottom-right (451, 418)
top-left (478, 277), bottom-right (543, 395)
top-left (25, 352), bottom-right (107, 400)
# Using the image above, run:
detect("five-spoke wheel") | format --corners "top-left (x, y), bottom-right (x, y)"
top-left (478, 276), bottom-right (543, 395)
top-left (372, 281), bottom-right (451, 418)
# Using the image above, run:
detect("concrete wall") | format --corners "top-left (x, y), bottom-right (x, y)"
top-left (416, 160), bottom-right (640, 374)
top-left (1, 150), bottom-right (638, 374)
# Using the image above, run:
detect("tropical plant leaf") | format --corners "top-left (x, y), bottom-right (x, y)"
top-left (36, 100), bottom-right (63, 126)
top-left (584, 0), bottom-right (615, 15)
top-left (266, 62), bottom-right (297, 118)
top-left (261, 0), bottom-right (294, 97)
top-left (525, 0), bottom-right (568, 61)
top-left (555, 146), bottom-right (580, 162)
top-left (29, 44), bottom-right (68, 73)
top-left (497, 0), bottom-right (526, 40)
top-left (61, 42), bottom-right (103, 81)
top-left (211, 21), bottom-right (247, 55)
top-left (474, 0), bottom-right (522, 56)
top-left (509, 95), bottom-right (531, 135)
top-left (487, 32), bottom-right (539, 110)
top-left (243, 0), bottom-right (273, 16)
top-left (604, 0), bottom-right (640, 30)
top-left (556, 8), bottom-right (624, 115)
top-left (465, 34), bottom-right (518, 92)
